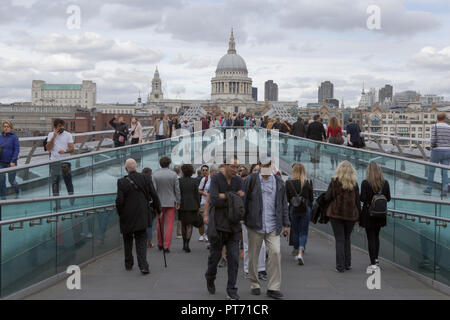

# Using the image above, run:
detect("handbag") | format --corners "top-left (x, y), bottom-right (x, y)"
top-left (359, 136), bottom-right (366, 148)
top-left (288, 180), bottom-right (307, 212)
top-left (192, 213), bottom-right (204, 228)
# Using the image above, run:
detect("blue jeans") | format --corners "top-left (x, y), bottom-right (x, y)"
top-left (291, 206), bottom-right (311, 251)
top-left (147, 219), bottom-right (154, 242)
top-left (155, 135), bottom-right (166, 141)
top-left (425, 149), bottom-right (450, 194)
top-left (0, 162), bottom-right (19, 199)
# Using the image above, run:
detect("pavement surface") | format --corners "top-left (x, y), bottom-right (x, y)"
top-left (26, 227), bottom-right (449, 300)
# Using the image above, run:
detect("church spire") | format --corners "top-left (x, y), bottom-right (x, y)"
top-left (228, 28), bottom-right (236, 54)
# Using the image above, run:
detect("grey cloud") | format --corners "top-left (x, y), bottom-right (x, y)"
top-left (34, 32), bottom-right (163, 64)
top-left (410, 46), bottom-right (450, 71)
top-left (160, 2), bottom-right (249, 43)
top-left (278, 0), bottom-right (440, 36)
top-left (100, 4), bottom-right (163, 30)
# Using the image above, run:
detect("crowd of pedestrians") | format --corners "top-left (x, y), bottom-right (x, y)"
top-left (0, 111), bottom-right (447, 299)
top-left (113, 151), bottom-right (397, 300)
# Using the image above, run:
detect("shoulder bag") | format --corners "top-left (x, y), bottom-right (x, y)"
top-left (126, 176), bottom-right (154, 225)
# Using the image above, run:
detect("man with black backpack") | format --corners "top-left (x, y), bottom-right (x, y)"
top-left (116, 159), bottom-right (161, 274)
top-left (243, 161), bottom-right (290, 299)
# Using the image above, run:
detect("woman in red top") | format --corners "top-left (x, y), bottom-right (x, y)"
top-left (327, 117), bottom-right (343, 141)
top-left (327, 117), bottom-right (343, 169)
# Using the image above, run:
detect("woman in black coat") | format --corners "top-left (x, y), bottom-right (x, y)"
top-left (359, 162), bottom-right (391, 269)
top-left (179, 164), bottom-right (201, 253)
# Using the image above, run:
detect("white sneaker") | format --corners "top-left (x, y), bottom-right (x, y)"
top-left (199, 235), bottom-right (205, 242)
top-left (297, 254), bottom-right (304, 265)
top-left (367, 265), bottom-right (378, 271)
top-left (203, 235), bottom-right (208, 242)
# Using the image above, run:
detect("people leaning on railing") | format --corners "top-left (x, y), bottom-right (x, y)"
top-left (0, 120), bottom-right (20, 199)
top-left (327, 117), bottom-right (344, 170)
top-left (109, 115), bottom-right (129, 148)
top-left (130, 118), bottom-right (143, 145)
top-left (424, 112), bottom-right (450, 198)
top-left (45, 118), bottom-right (75, 208)
top-left (346, 118), bottom-right (364, 148)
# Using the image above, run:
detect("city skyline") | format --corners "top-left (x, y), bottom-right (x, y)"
top-left (0, 0), bottom-right (449, 107)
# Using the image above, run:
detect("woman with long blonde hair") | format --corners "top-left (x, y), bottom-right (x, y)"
top-left (286, 163), bottom-right (313, 265)
top-left (360, 162), bottom-right (391, 269)
top-left (324, 161), bottom-right (361, 272)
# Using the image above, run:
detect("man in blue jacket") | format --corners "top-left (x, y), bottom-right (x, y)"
top-left (0, 120), bottom-right (20, 199)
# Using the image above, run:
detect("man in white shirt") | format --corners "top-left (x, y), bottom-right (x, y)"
top-left (46, 119), bottom-right (75, 203)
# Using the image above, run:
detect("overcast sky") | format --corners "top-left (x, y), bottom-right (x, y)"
top-left (1, 0), bottom-right (449, 107)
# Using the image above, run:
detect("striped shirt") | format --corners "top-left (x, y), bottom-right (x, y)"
top-left (431, 122), bottom-right (450, 150)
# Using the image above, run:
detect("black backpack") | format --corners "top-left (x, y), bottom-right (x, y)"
top-left (288, 180), bottom-right (308, 213)
top-left (369, 184), bottom-right (387, 218)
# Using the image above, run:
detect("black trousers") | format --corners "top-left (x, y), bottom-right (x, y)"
top-left (365, 227), bottom-right (381, 265)
top-left (330, 218), bottom-right (355, 271)
top-left (114, 141), bottom-right (125, 148)
top-left (205, 231), bottom-right (240, 295)
top-left (123, 229), bottom-right (148, 270)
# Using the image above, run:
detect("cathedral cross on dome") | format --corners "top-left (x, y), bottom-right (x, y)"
top-left (228, 28), bottom-right (236, 54)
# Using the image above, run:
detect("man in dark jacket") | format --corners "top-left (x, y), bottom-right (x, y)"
top-left (290, 117), bottom-right (306, 161)
top-left (116, 158), bottom-right (161, 274)
top-left (306, 115), bottom-right (326, 141)
top-left (233, 115), bottom-right (243, 127)
top-left (346, 118), bottom-right (361, 148)
top-left (243, 161), bottom-right (290, 299)
top-left (291, 117), bottom-right (306, 138)
top-left (306, 115), bottom-right (326, 163)
top-left (205, 160), bottom-right (244, 300)
top-left (109, 115), bottom-right (129, 147)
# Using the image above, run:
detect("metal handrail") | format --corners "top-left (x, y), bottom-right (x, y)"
top-left (310, 191), bottom-right (448, 227)
top-left (1, 204), bottom-right (116, 230)
top-left (359, 131), bottom-right (429, 143)
top-left (276, 130), bottom-right (450, 170)
top-left (15, 126), bottom-right (154, 165)
top-left (313, 188), bottom-right (449, 205)
top-left (0, 192), bottom-right (116, 206)
top-left (0, 186), bottom-right (447, 225)
top-left (18, 126), bottom-right (154, 142)
top-left (387, 209), bottom-right (449, 224)
top-left (2, 127), bottom-right (448, 174)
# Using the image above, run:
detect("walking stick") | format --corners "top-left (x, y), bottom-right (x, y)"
top-left (158, 213), bottom-right (167, 268)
